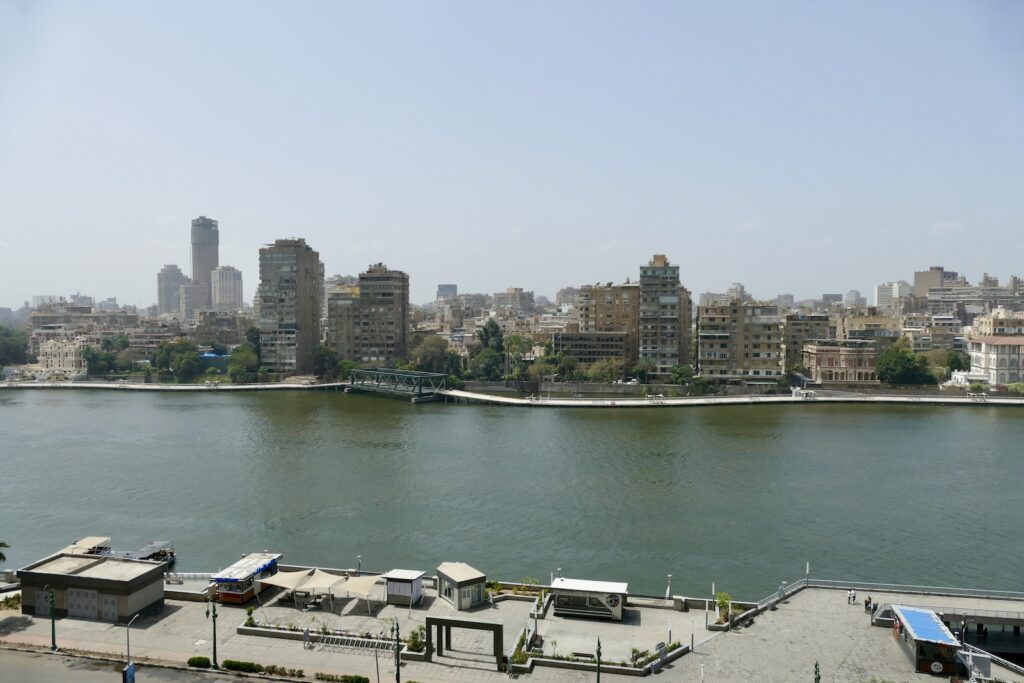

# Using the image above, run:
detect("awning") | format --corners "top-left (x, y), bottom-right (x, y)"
top-left (299, 569), bottom-right (348, 592)
top-left (337, 574), bottom-right (383, 599)
top-left (258, 569), bottom-right (313, 590)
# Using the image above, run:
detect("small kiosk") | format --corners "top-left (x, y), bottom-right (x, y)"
top-left (551, 577), bottom-right (628, 621)
top-left (212, 553), bottom-right (282, 604)
top-left (382, 569), bottom-right (426, 606)
top-left (436, 562), bottom-right (486, 610)
top-left (890, 604), bottom-right (960, 676)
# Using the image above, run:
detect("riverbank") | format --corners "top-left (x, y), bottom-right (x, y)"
top-left (0, 380), bottom-right (346, 392)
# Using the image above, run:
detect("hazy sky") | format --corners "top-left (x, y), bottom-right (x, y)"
top-left (2, 1), bottom-right (1023, 307)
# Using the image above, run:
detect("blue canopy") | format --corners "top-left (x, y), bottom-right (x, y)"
top-left (892, 605), bottom-right (960, 646)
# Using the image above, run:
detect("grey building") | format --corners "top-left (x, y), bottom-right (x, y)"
top-left (190, 216), bottom-right (219, 286)
top-left (326, 263), bottom-right (409, 364)
top-left (436, 284), bottom-right (458, 301)
top-left (157, 265), bottom-right (189, 317)
top-left (212, 265), bottom-right (243, 313)
top-left (258, 238), bottom-right (323, 374)
top-left (639, 254), bottom-right (693, 378)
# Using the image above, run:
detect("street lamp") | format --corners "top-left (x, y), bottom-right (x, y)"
top-left (42, 584), bottom-right (56, 651)
top-left (357, 555), bottom-right (362, 574)
top-left (391, 620), bottom-right (401, 683)
top-left (125, 613), bottom-right (140, 663)
top-left (596, 638), bottom-right (602, 683)
top-left (205, 598), bottom-right (219, 669)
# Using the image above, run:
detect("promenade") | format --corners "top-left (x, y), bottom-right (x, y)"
top-left (4, 582), bottom-right (1024, 682)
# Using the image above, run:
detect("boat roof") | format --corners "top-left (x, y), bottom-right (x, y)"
top-left (892, 605), bottom-right (960, 646)
top-left (551, 577), bottom-right (629, 595)
top-left (60, 536), bottom-right (112, 555)
top-left (136, 540), bottom-right (174, 554)
top-left (213, 553), bottom-right (282, 582)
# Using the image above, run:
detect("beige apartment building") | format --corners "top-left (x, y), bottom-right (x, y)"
top-left (780, 313), bottom-right (831, 371)
top-left (639, 255), bottom-right (692, 378)
top-left (552, 331), bottom-right (630, 366)
top-left (326, 264), bottom-right (409, 364)
top-left (971, 307), bottom-right (1024, 337)
top-left (37, 337), bottom-right (90, 380)
top-left (835, 311), bottom-right (901, 351)
top-left (258, 238), bottom-right (323, 375)
top-left (802, 339), bottom-right (878, 385)
top-left (697, 302), bottom-right (783, 382)
top-left (575, 282), bottom-right (640, 366)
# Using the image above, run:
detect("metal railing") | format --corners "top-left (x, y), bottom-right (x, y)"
top-left (628, 594), bottom-right (675, 608)
top-left (319, 633), bottom-right (394, 655)
top-left (805, 579), bottom-right (1024, 602)
top-left (165, 572), bottom-right (213, 583)
top-left (961, 642), bottom-right (1024, 677)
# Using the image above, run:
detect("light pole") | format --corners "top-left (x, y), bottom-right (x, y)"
top-left (205, 598), bottom-right (219, 669)
top-left (392, 619), bottom-right (401, 683)
top-left (42, 584), bottom-right (56, 651)
top-left (596, 638), bottom-right (602, 682)
top-left (125, 613), bottom-right (140, 663)
top-left (357, 555), bottom-right (363, 574)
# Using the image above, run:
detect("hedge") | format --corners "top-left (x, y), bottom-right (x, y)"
top-left (186, 656), bottom-right (211, 668)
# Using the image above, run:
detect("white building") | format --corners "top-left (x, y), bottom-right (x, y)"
top-left (874, 281), bottom-right (911, 310)
top-left (212, 266), bottom-right (244, 313)
top-left (969, 336), bottom-right (1024, 385)
top-left (37, 337), bottom-right (89, 380)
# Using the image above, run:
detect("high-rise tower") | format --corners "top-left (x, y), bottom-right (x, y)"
top-left (190, 216), bottom-right (219, 293)
top-left (258, 238), bottom-right (323, 374)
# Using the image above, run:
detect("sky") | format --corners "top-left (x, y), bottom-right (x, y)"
top-left (1, 0), bottom-right (1023, 307)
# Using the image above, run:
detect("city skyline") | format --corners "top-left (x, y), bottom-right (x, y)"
top-left (2, 1), bottom-right (1023, 307)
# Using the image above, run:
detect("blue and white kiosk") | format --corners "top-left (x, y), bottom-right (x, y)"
top-left (890, 604), bottom-right (961, 676)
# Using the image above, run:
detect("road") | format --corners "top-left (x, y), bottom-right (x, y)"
top-left (0, 649), bottom-right (225, 682)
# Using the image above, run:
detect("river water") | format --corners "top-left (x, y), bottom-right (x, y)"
top-left (1, 389), bottom-right (1021, 599)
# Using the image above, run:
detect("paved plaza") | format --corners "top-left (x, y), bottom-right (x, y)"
top-left (4, 586), bottom-right (1024, 682)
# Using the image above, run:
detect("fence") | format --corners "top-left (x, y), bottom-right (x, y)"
top-left (805, 579), bottom-right (1024, 602)
top-left (961, 642), bottom-right (1024, 677)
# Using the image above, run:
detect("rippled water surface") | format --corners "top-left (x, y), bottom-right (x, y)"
top-left (1, 390), bottom-right (1021, 598)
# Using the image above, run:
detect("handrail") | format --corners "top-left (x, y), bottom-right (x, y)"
top-left (961, 643), bottom-right (1024, 676)
top-left (806, 579), bottom-right (1024, 601)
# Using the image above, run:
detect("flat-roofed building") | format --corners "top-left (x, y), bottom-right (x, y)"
top-left (157, 265), bottom-right (189, 317)
top-left (19, 554), bottom-right (165, 624)
top-left (258, 238), bottom-right (323, 374)
top-left (698, 302), bottom-right (783, 382)
top-left (639, 254), bottom-right (693, 378)
top-left (211, 265), bottom-right (243, 313)
top-left (969, 336), bottom-right (1024, 385)
top-left (436, 562), bottom-right (486, 611)
top-left (552, 331), bottom-right (630, 366)
top-left (37, 336), bottom-right (89, 380)
top-left (971, 307), bottom-right (1024, 337)
top-left (802, 339), bottom-right (878, 385)
top-left (575, 282), bottom-right (640, 365)
top-left (781, 313), bottom-right (831, 371)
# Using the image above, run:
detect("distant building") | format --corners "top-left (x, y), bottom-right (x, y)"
top-left (575, 282), bottom-right (640, 366)
top-left (727, 283), bottom-right (751, 303)
top-left (697, 302), bottom-right (782, 382)
top-left (493, 287), bottom-right (534, 314)
top-left (774, 294), bottom-right (795, 310)
top-left (326, 263), bottom-right (409, 364)
top-left (901, 315), bottom-right (964, 354)
top-left (552, 331), bottom-right (630, 366)
top-left (802, 339), bottom-right (878, 385)
top-left (844, 290), bottom-right (867, 307)
top-left (436, 284), bottom-right (458, 301)
top-left (157, 265), bottom-right (189, 317)
top-left (968, 336), bottom-right (1024, 385)
top-left (874, 280), bottom-right (911, 310)
top-left (914, 265), bottom-right (959, 297)
top-left (835, 311), bottom-right (901, 352)
top-left (699, 292), bottom-right (730, 307)
top-left (822, 293), bottom-right (843, 308)
top-left (780, 313), bottom-right (831, 371)
top-left (211, 266), bottom-right (243, 313)
top-left (178, 282), bottom-right (210, 321)
top-left (190, 216), bottom-right (219, 290)
top-left (639, 254), bottom-right (692, 378)
top-left (37, 337), bottom-right (89, 380)
top-left (192, 311), bottom-right (250, 346)
top-left (555, 287), bottom-right (579, 307)
top-left (971, 307), bottom-right (1024, 337)
top-left (32, 296), bottom-right (64, 308)
top-left (258, 238), bottom-right (323, 374)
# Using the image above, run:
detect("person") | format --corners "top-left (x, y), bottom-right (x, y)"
top-left (847, 589), bottom-right (853, 604)
top-left (851, 589), bottom-right (857, 605)
top-left (303, 626), bottom-right (310, 650)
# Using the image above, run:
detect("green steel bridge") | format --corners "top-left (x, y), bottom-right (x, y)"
top-left (347, 368), bottom-right (448, 401)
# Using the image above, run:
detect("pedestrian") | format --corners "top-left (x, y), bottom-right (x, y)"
top-left (851, 589), bottom-right (857, 605)
top-left (847, 589), bottom-right (853, 604)
top-left (303, 626), bottom-right (310, 650)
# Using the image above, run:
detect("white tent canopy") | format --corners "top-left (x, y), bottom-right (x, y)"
top-left (300, 569), bottom-right (348, 592)
top-left (258, 569), bottom-right (313, 590)
top-left (337, 574), bottom-right (382, 599)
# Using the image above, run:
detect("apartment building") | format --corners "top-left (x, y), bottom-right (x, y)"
top-left (257, 238), bottom-right (323, 374)
top-left (971, 307), bottom-right (1024, 337)
top-left (37, 337), bottom-right (90, 380)
top-left (969, 336), bottom-right (1024, 385)
top-left (211, 266), bottom-right (244, 313)
top-left (326, 264), bottom-right (409, 364)
top-left (156, 265), bottom-right (189, 317)
top-left (493, 287), bottom-right (534, 314)
top-left (639, 255), bottom-right (692, 378)
top-left (552, 331), bottom-right (629, 366)
top-left (575, 282), bottom-right (640, 366)
top-left (901, 315), bottom-right (965, 353)
top-left (780, 313), bottom-right (831, 371)
top-left (697, 302), bottom-right (783, 382)
top-left (835, 311), bottom-right (901, 352)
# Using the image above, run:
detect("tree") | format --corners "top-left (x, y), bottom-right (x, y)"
top-left (82, 346), bottom-right (117, 375)
top-left (947, 351), bottom-right (969, 372)
top-left (154, 339), bottom-right (199, 371)
top-left (876, 342), bottom-right (937, 385)
top-left (689, 377), bottom-right (714, 396)
top-left (205, 341), bottom-right (228, 356)
top-left (311, 344), bottom-right (340, 380)
top-left (632, 358), bottom-right (657, 383)
top-left (469, 348), bottom-right (503, 380)
top-left (0, 326), bottom-right (28, 365)
top-left (555, 352), bottom-right (578, 381)
top-left (586, 358), bottom-right (624, 383)
top-left (171, 351), bottom-right (203, 381)
top-left (670, 365), bottom-right (694, 385)
top-left (476, 318), bottom-right (504, 353)
top-left (0, 540), bottom-right (7, 564)
top-left (245, 326), bottom-right (262, 362)
top-left (411, 336), bottom-right (449, 374)
top-left (228, 343), bottom-right (259, 372)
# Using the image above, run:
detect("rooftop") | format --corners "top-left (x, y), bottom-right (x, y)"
top-left (213, 553), bottom-right (283, 582)
top-left (551, 577), bottom-right (629, 595)
top-left (436, 562), bottom-right (485, 583)
top-left (382, 569), bottom-right (425, 582)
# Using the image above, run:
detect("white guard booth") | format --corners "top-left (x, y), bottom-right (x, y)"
top-left (550, 577), bottom-right (628, 621)
top-left (382, 569), bottom-right (425, 606)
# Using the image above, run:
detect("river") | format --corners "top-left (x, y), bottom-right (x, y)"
top-left (1, 389), bottom-right (1021, 599)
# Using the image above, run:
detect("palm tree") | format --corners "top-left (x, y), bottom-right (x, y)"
top-left (0, 541), bottom-right (8, 564)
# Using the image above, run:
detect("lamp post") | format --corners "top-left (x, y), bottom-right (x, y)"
top-left (392, 619), bottom-right (401, 683)
top-left (205, 598), bottom-right (219, 669)
top-left (596, 638), bottom-right (602, 683)
top-left (42, 584), bottom-right (56, 651)
top-left (125, 613), bottom-right (140, 663)
top-left (357, 555), bottom-right (363, 574)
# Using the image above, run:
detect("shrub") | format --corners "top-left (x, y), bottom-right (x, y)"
top-left (407, 624), bottom-right (425, 652)
top-left (186, 656), bottom-right (211, 668)
top-left (314, 674), bottom-right (370, 683)
top-left (222, 660), bottom-right (263, 673)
